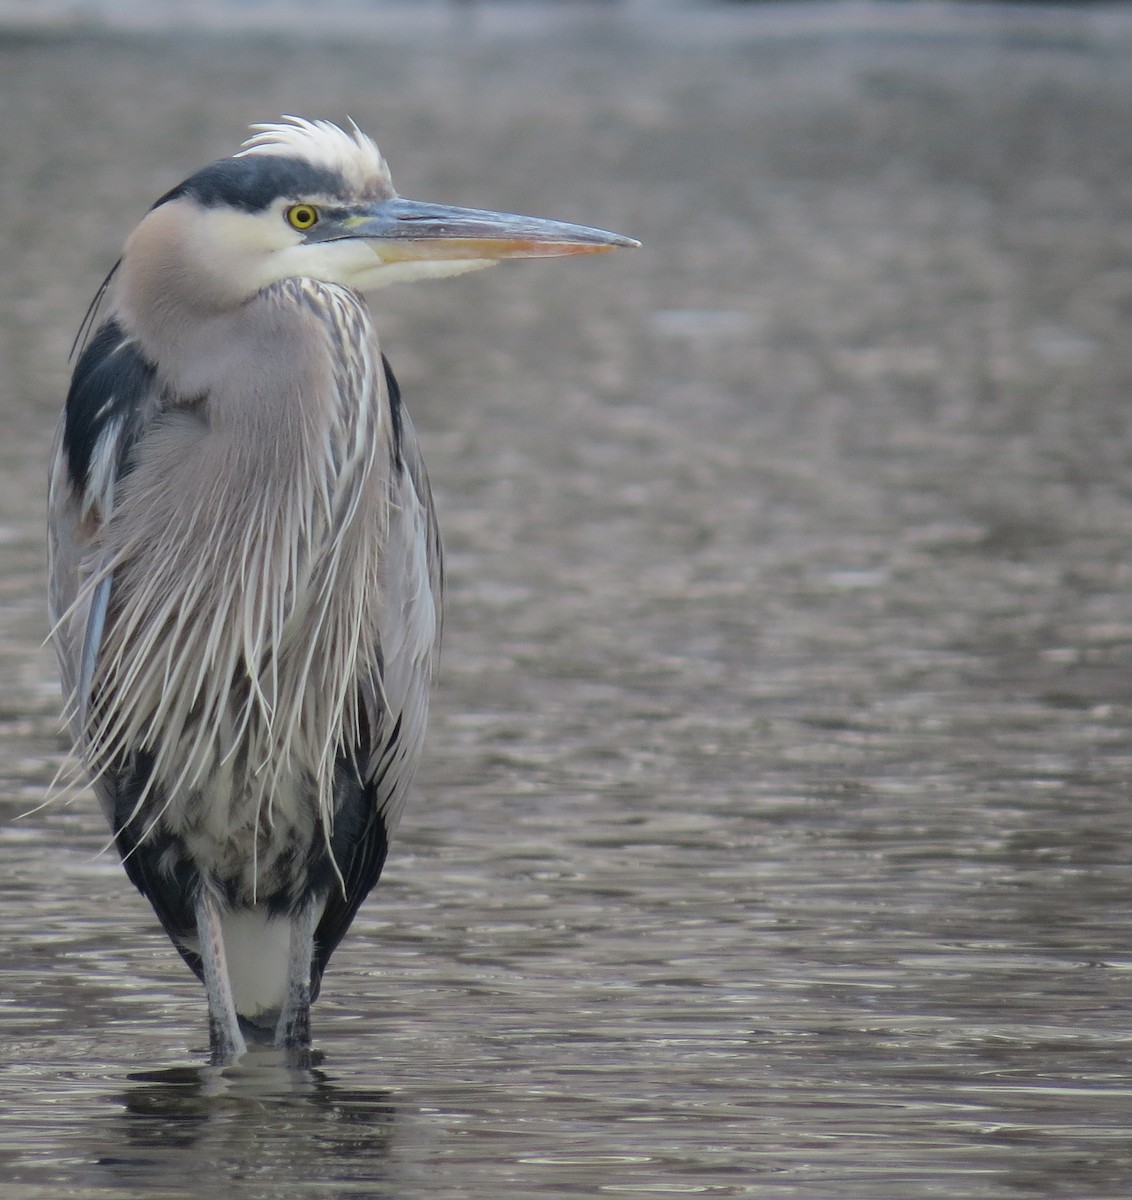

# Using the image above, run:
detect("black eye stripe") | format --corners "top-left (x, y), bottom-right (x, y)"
top-left (153, 157), bottom-right (349, 213)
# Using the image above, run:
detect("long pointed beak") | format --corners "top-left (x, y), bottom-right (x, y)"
top-left (320, 196), bottom-right (639, 262)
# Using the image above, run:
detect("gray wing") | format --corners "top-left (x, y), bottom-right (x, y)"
top-left (312, 356), bottom-right (443, 986)
top-left (369, 387), bottom-right (445, 838)
top-left (48, 318), bottom-right (161, 823)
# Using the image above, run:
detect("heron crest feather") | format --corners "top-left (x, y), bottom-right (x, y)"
top-left (238, 115), bottom-right (393, 195)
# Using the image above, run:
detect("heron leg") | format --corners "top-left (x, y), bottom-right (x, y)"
top-left (274, 899), bottom-right (317, 1053)
top-left (195, 890), bottom-right (247, 1064)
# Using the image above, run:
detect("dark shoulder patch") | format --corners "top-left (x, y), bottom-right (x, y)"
top-left (154, 155), bottom-right (348, 213)
top-left (381, 353), bottom-right (404, 464)
top-left (108, 752), bottom-right (203, 984)
top-left (64, 319), bottom-right (158, 495)
top-left (308, 730), bottom-right (394, 998)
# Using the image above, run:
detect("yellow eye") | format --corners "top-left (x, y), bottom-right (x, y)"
top-left (286, 204), bottom-right (319, 231)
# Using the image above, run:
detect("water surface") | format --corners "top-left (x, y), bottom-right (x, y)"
top-left (3, 5), bottom-right (1132, 1196)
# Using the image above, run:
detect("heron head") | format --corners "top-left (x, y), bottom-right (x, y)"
top-left (119, 116), bottom-right (637, 313)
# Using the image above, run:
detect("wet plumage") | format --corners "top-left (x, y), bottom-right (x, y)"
top-left (48, 117), bottom-right (637, 1062)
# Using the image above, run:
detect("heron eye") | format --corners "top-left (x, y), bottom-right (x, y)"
top-left (286, 204), bottom-right (319, 231)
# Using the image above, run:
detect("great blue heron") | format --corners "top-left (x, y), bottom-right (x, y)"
top-left (48, 117), bottom-right (637, 1063)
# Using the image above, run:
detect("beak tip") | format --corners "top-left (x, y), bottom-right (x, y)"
top-left (561, 232), bottom-right (641, 256)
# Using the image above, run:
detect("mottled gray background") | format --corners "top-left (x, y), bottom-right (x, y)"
top-left (3, 3), bottom-right (1132, 1197)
